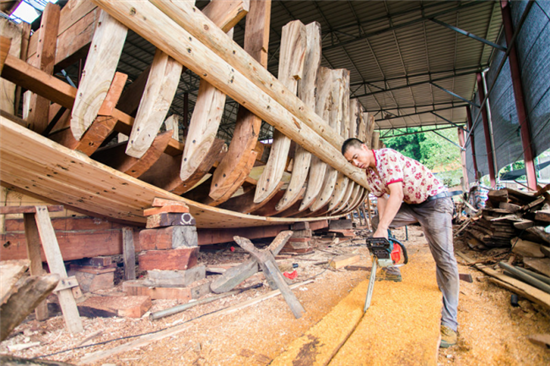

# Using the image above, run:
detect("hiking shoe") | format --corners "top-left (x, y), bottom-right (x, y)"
top-left (440, 325), bottom-right (457, 348)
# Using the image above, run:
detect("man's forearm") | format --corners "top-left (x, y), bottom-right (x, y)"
top-left (377, 193), bottom-right (402, 230)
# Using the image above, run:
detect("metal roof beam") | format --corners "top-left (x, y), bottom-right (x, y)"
top-left (371, 101), bottom-right (468, 113)
top-left (429, 82), bottom-right (480, 108)
top-left (431, 130), bottom-right (465, 151)
top-left (375, 105), bottom-right (466, 122)
top-left (352, 70), bottom-right (478, 98)
top-left (380, 125), bottom-right (458, 139)
top-left (322, 1), bottom-right (485, 52)
top-left (430, 112), bottom-right (467, 132)
top-left (428, 17), bottom-right (506, 52)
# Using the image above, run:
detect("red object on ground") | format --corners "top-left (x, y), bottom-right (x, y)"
top-left (283, 270), bottom-right (298, 280)
top-left (230, 246), bottom-right (235, 252)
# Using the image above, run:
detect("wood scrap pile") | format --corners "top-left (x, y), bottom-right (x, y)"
top-left (455, 185), bottom-right (550, 251)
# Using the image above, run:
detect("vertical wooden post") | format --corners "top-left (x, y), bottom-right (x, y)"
top-left (476, 73), bottom-right (496, 188)
top-left (25, 2), bottom-right (60, 133)
top-left (183, 92), bottom-right (189, 129)
top-left (501, 0), bottom-right (537, 190)
top-left (34, 206), bottom-right (83, 334)
top-left (457, 128), bottom-right (469, 191)
top-left (122, 227), bottom-right (136, 281)
top-left (23, 214), bottom-right (48, 321)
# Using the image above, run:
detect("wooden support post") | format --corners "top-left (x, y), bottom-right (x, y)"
top-left (25, 2), bottom-right (60, 134)
top-left (233, 232), bottom-right (305, 319)
top-left (23, 214), bottom-right (48, 320)
top-left (71, 10), bottom-right (127, 140)
top-left (458, 128), bottom-right (469, 190)
top-left (33, 206), bottom-right (83, 333)
top-left (122, 227), bottom-right (136, 281)
top-left (254, 20), bottom-right (307, 204)
top-left (476, 73), bottom-right (496, 188)
top-left (276, 22), bottom-right (321, 212)
top-left (0, 36), bottom-right (10, 74)
top-left (209, 0), bottom-right (271, 203)
top-left (501, 0), bottom-right (537, 190)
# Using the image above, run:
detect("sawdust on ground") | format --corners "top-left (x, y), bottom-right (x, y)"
top-left (1, 226), bottom-right (550, 365)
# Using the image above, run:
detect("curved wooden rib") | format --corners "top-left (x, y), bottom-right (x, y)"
top-left (332, 181), bottom-right (355, 214)
top-left (327, 173), bottom-right (349, 213)
top-left (71, 10), bottom-right (127, 140)
top-left (342, 184), bottom-right (361, 214)
top-left (93, 131), bottom-right (172, 178)
top-left (50, 71), bottom-right (128, 156)
top-left (254, 20), bottom-right (306, 204)
top-left (126, 49), bottom-right (183, 158)
top-left (275, 21), bottom-right (321, 212)
top-left (299, 66), bottom-right (333, 211)
top-left (220, 181), bottom-right (284, 214)
top-left (138, 138), bottom-right (228, 195)
top-left (310, 69), bottom-right (348, 212)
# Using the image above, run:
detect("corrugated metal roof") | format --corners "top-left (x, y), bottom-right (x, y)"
top-left (57, 1), bottom-right (503, 140)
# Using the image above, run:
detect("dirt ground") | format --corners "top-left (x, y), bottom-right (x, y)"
top-left (1, 226), bottom-right (550, 365)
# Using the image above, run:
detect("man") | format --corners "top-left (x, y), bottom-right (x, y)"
top-left (342, 138), bottom-right (459, 348)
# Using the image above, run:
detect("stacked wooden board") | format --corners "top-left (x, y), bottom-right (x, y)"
top-left (0, 0), bottom-right (377, 228)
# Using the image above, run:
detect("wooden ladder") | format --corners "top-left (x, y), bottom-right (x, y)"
top-left (0, 205), bottom-right (83, 334)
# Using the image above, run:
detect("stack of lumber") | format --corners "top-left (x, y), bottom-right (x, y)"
top-left (456, 185), bottom-right (550, 250)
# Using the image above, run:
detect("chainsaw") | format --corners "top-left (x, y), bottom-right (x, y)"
top-left (364, 236), bottom-right (408, 312)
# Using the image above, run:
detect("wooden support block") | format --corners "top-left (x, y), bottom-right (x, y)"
top-left (123, 280), bottom-right (211, 301)
top-left (139, 226), bottom-right (198, 251)
top-left (291, 229), bottom-right (313, 238)
top-left (512, 238), bottom-right (546, 258)
top-left (79, 295), bottom-right (151, 318)
top-left (147, 265), bottom-right (205, 287)
top-left (69, 266), bottom-right (115, 292)
top-left (77, 256), bottom-right (113, 267)
top-left (291, 222), bottom-right (310, 231)
top-left (329, 219), bottom-right (353, 231)
top-left (122, 227), bottom-right (136, 281)
top-left (144, 205), bottom-right (190, 216)
top-left (23, 213), bottom-right (48, 321)
top-left (152, 197), bottom-right (190, 209)
top-left (138, 247), bottom-right (199, 271)
top-left (329, 254), bottom-right (361, 269)
top-left (146, 212), bottom-right (196, 229)
top-left (0, 274), bottom-right (60, 342)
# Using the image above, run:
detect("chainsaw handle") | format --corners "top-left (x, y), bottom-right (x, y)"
top-left (390, 238), bottom-right (408, 265)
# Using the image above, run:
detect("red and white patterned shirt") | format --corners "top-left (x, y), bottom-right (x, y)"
top-left (366, 148), bottom-right (446, 204)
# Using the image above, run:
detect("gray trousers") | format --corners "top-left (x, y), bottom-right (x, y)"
top-left (373, 197), bottom-right (459, 331)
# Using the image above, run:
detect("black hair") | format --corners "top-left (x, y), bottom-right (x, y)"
top-left (341, 138), bottom-right (365, 155)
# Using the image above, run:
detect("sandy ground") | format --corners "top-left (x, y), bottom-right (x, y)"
top-left (1, 226), bottom-right (550, 365)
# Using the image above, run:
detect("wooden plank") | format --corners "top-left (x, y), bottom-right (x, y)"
top-left (116, 65), bottom-right (150, 115)
top-left (126, 49), bottom-right (183, 158)
top-left (276, 22), bottom-right (321, 212)
top-left (50, 116), bottom-right (118, 156)
top-left (523, 257), bottom-right (550, 278)
top-left (71, 10), bottom-right (127, 140)
top-left (535, 210), bottom-right (550, 223)
top-left (122, 227), bottom-right (135, 281)
top-left (0, 274), bottom-right (60, 342)
top-left (34, 206), bottom-right (83, 333)
top-left (0, 205), bottom-right (63, 214)
top-left (180, 72), bottom-right (228, 180)
top-left (208, 0), bottom-right (271, 203)
top-left (164, 115), bottom-right (180, 141)
top-left (254, 20), bottom-right (306, 204)
top-left (329, 254), bottom-right (361, 269)
top-left (144, 205), bottom-right (189, 216)
top-left (23, 213), bottom-right (48, 320)
top-left (25, 2), bottom-right (60, 134)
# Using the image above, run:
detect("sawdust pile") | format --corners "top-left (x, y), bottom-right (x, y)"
top-left (272, 244), bottom-right (442, 366)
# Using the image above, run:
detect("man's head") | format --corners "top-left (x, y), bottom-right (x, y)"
top-left (342, 138), bottom-right (372, 169)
